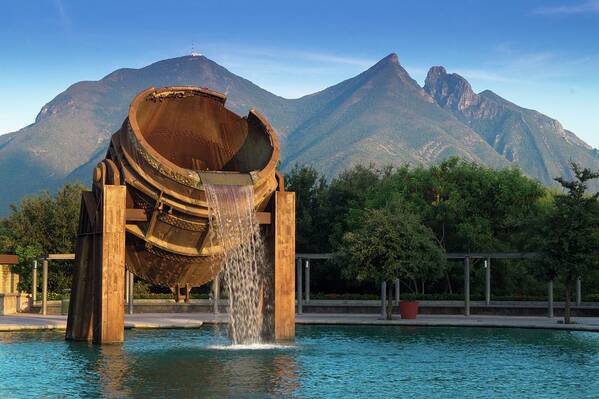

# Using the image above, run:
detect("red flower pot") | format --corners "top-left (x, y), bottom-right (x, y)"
top-left (400, 301), bottom-right (419, 319)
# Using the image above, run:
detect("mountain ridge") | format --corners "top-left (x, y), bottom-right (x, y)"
top-left (0, 53), bottom-right (597, 215)
top-left (424, 66), bottom-right (599, 187)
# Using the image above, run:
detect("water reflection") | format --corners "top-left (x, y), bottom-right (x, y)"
top-left (60, 328), bottom-right (300, 398)
top-left (3, 326), bottom-right (599, 398)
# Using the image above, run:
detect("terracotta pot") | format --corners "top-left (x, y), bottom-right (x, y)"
top-left (399, 301), bottom-right (419, 319)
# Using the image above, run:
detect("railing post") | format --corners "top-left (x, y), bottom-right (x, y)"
top-left (305, 259), bottom-right (310, 304)
top-left (394, 278), bottom-right (400, 305)
top-left (548, 280), bottom-right (554, 318)
top-left (485, 257), bottom-right (491, 305)
top-left (42, 259), bottom-right (48, 316)
top-left (125, 270), bottom-right (130, 305)
top-left (128, 271), bottom-right (134, 315)
top-left (380, 281), bottom-right (386, 318)
top-left (576, 277), bottom-right (581, 306)
top-left (464, 256), bottom-right (470, 316)
top-left (32, 259), bottom-right (38, 303)
top-left (296, 257), bottom-right (302, 314)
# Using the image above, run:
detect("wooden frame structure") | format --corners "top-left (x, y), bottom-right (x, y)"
top-left (65, 167), bottom-right (295, 344)
top-left (66, 86), bottom-right (296, 344)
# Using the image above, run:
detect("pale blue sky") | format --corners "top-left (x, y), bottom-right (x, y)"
top-left (1, 0), bottom-right (598, 147)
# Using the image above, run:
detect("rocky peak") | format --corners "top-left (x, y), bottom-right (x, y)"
top-left (424, 66), bottom-right (478, 112)
top-left (385, 53), bottom-right (400, 65)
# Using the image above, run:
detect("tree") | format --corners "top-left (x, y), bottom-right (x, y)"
top-left (540, 163), bottom-right (599, 324)
top-left (0, 183), bottom-right (86, 292)
top-left (335, 200), bottom-right (445, 319)
top-left (285, 165), bottom-right (328, 253)
top-left (367, 158), bottom-right (546, 295)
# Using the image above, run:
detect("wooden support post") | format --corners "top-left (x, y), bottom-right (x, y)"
top-left (67, 191), bottom-right (99, 341)
top-left (175, 284), bottom-right (182, 303)
top-left (185, 283), bottom-right (191, 303)
top-left (32, 260), bottom-right (37, 303)
top-left (394, 278), bottom-right (400, 305)
top-left (271, 191), bottom-right (295, 341)
top-left (464, 256), bottom-right (470, 317)
top-left (42, 259), bottom-right (48, 316)
top-left (92, 185), bottom-right (126, 344)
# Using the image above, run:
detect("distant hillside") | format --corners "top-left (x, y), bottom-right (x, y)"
top-left (1, 53), bottom-right (598, 215)
top-left (0, 55), bottom-right (293, 214)
top-left (424, 66), bottom-right (599, 187)
top-left (282, 54), bottom-right (509, 173)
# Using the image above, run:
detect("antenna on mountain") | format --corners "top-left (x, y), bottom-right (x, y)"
top-left (190, 43), bottom-right (202, 57)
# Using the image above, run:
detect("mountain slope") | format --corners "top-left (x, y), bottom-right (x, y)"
top-left (424, 66), bottom-right (599, 187)
top-left (1, 53), bottom-right (598, 215)
top-left (282, 54), bottom-right (510, 174)
top-left (0, 55), bottom-right (293, 213)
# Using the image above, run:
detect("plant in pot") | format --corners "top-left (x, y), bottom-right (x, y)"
top-left (335, 199), bottom-right (445, 320)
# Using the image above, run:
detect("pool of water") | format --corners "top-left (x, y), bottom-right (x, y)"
top-left (2, 325), bottom-right (599, 398)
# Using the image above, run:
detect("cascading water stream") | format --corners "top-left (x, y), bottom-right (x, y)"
top-left (204, 183), bottom-right (266, 345)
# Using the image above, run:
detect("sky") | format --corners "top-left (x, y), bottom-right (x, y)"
top-left (1, 0), bottom-right (599, 147)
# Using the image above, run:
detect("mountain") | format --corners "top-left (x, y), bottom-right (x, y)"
top-left (1, 53), bottom-right (598, 215)
top-left (0, 55), bottom-right (296, 214)
top-left (424, 66), bottom-right (599, 186)
top-left (281, 54), bottom-right (509, 173)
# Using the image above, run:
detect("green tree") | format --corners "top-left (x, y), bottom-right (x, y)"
top-left (285, 165), bottom-right (328, 252)
top-left (335, 200), bottom-right (445, 319)
top-left (0, 183), bottom-right (85, 293)
top-left (325, 164), bottom-right (385, 249)
top-left (367, 158), bottom-right (546, 295)
top-left (540, 163), bottom-right (599, 324)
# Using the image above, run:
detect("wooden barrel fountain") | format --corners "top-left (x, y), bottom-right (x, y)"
top-left (105, 86), bottom-right (280, 289)
top-left (67, 86), bottom-right (295, 344)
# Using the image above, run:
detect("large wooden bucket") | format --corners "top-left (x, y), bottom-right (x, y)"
top-left (105, 86), bottom-right (280, 288)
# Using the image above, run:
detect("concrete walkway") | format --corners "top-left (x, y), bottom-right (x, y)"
top-left (3, 312), bottom-right (599, 332)
top-left (0, 313), bottom-right (204, 331)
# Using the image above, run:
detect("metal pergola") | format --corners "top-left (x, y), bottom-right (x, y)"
top-left (295, 252), bottom-right (577, 318)
top-left (31, 254), bottom-right (134, 316)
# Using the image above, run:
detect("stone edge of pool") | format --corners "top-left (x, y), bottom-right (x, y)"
top-left (3, 314), bottom-right (599, 333)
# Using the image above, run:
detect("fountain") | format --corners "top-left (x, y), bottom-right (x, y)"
top-left (65, 86), bottom-right (295, 344)
top-left (204, 183), bottom-right (265, 344)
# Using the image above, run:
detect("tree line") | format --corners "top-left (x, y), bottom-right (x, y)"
top-left (286, 158), bottom-right (599, 321)
top-left (0, 158), bottom-right (597, 322)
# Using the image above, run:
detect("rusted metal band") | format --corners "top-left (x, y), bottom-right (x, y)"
top-left (157, 212), bottom-right (206, 232)
top-left (146, 245), bottom-right (203, 264)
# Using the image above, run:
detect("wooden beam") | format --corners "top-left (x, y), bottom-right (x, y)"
top-left (125, 208), bottom-right (148, 222)
top-left (93, 185), bottom-right (126, 344)
top-left (256, 211), bottom-right (271, 225)
top-left (46, 254), bottom-right (76, 260)
top-left (295, 253), bottom-right (333, 259)
top-left (0, 255), bottom-right (18, 265)
top-left (273, 191), bottom-right (295, 341)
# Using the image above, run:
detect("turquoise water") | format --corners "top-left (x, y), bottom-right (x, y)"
top-left (1, 325), bottom-right (599, 398)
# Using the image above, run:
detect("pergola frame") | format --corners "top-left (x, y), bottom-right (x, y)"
top-left (294, 252), bottom-right (578, 318)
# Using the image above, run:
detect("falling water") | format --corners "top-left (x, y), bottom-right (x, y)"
top-left (204, 183), bottom-right (266, 344)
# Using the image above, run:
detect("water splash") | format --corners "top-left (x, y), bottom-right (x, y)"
top-left (208, 343), bottom-right (295, 351)
top-left (205, 183), bottom-right (266, 345)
